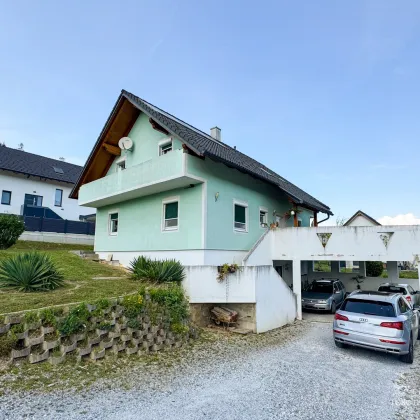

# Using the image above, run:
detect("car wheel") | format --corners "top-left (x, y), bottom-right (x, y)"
top-left (335, 340), bottom-right (347, 349)
top-left (400, 336), bottom-right (414, 364)
top-left (331, 302), bottom-right (337, 314)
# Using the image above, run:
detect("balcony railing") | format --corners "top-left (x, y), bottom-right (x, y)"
top-left (78, 150), bottom-right (198, 207)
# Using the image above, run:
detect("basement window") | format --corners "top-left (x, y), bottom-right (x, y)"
top-left (234, 201), bottom-right (248, 232)
top-left (109, 212), bottom-right (118, 235)
top-left (163, 199), bottom-right (179, 231)
top-left (159, 140), bottom-right (173, 156)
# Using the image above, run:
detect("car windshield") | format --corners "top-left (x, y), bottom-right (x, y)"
top-left (378, 286), bottom-right (407, 295)
top-left (341, 299), bottom-right (396, 317)
top-left (308, 282), bottom-right (333, 293)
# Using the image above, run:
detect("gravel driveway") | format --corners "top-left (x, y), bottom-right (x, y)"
top-left (0, 320), bottom-right (418, 420)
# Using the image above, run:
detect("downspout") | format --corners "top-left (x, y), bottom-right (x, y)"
top-left (317, 213), bottom-right (331, 225)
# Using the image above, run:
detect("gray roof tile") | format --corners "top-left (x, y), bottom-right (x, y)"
top-left (122, 90), bottom-right (332, 215)
top-left (0, 146), bottom-right (82, 184)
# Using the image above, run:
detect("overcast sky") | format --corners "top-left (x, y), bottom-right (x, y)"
top-left (1, 0), bottom-right (419, 225)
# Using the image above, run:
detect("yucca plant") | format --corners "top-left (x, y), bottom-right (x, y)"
top-left (0, 252), bottom-right (64, 292)
top-left (129, 256), bottom-right (185, 283)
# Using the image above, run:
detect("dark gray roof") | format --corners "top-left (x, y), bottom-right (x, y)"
top-left (344, 210), bottom-right (380, 226)
top-left (0, 146), bottom-right (83, 184)
top-left (122, 90), bottom-right (332, 215)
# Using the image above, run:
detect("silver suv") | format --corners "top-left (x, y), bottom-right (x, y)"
top-left (333, 291), bottom-right (419, 363)
top-left (378, 283), bottom-right (420, 307)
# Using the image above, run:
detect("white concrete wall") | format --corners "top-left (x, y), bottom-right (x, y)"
top-left (96, 250), bottom-right (248, 268)
top-left (246, 226), bottom-right (420, 264)
top-left (183, 265), bottom-right (256, 303)
top-left (255, 266), bottom-right (296, 333)
top-left (184, 265), bottom-right (297, 333)
top-left (0, 172), bottom-right (95, 220)
top-left (20, 231), bottom-right (94, 245)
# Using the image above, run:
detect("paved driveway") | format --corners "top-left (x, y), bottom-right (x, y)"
top-left (0, 321), bottom-right (417, 419)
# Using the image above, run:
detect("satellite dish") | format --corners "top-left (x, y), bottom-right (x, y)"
top-left (118, 137), bottom-right (134, 151)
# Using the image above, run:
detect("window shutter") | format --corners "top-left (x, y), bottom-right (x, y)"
top-left (165, 202), bottom-right (178, 219)
top-left (235, 205), bottom-right (246, 223)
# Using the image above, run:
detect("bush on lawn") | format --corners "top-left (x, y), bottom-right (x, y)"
top-left (366, 261), bottom-right (384, 277)
top-left (0, 214), bottom-right (25, 250)
top-left (0, 252), bottom-right (64, 292)
top-left (129, 256), bottom-right (185, 283)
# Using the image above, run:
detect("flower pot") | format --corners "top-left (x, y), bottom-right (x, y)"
top-left (77, 345), bottom-right (92, 357)
top-left (111, 342), bottom-right (126, 354)
top-left (72, 332), bottom-right (86, 342)
top-left (99, 338), bottom-right (113, 350)
top-left (14, 330), bottom-right (29, 340)
top-left (5, 315), bottom-right (23, 325)
top-left (87, 335), bottom-right (101, 346)
top-left (26, 321), bottom-right (42, 331)
top-left (60, 340), bottom-right (77, 353)
top-left (120, 334), bottom-right (131, 342)
top-left (108, 331), bottom-right (121, 340)
top-left (25, 333), bottom-right (44, 347)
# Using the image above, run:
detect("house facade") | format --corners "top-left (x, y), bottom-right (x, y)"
top-left (0, 146), bottom-right (95, 221)
top-left (73, 90), bottom-right (331, 266)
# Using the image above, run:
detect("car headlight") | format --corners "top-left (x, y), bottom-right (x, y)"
top-left (318, 300), bottom-right (327, 304)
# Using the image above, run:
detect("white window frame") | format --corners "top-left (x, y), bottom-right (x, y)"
top-left (162, 196), bottom-right (180, 232)
top-left (233, 199), bottom-right (248, 233)
top-left (158, 138), bottom-right (173, 156)
top-left (108, 211), bottom-right (119, 236)
top-left (259, 206), bottom-right (268, 228)
top-left (115, 157), bottom-right (126, 172)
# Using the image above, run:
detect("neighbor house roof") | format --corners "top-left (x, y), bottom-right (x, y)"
top-left (344, 210), bottom-right (381, 226)
top-left (0, 146), bottom-right (83, 184)
top-left (71, 90), bottom-right (333, 215)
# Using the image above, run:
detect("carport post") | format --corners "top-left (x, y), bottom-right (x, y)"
top-left (293, 259), bottom-right (302, 320)
top-left (418, 264), bottom-right (420, 291)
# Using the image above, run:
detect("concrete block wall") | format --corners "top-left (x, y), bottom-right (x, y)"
top-left (0, 298), bottom-right (192, 366)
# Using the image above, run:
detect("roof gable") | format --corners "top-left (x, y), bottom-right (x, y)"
top-left (344, 210), bottom-right (381, 226)
top-left (70, 90), bottom-right (332, 215)
top-left (0, 146), bottom-right (83, 184)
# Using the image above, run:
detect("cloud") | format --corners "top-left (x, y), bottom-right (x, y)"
top-left (378, 213), bottom-right (420, 225)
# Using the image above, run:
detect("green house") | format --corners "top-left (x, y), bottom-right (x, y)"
top-left (71, 90), bottom-right (332, 267)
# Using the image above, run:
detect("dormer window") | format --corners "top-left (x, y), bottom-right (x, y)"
top-left (159, 139), bottom-right (172, 156)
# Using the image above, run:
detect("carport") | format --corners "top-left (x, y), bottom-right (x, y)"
top-left (244, 225), bottom-right (420, 320)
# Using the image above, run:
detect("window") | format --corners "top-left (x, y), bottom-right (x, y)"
top-left (116, 159), bottom-right (126, 172)
top-left (163, 200), bottom-right (179, 231)
top-left (308, 281), bottom-right (333, 294)
top-left (24, 194), bottom-right (43, 207)
top-left (234, 202), bottom-right (248, 232)
top-left (313, 261), bottom-right (331, 272)
top-left (54, 189), bottom-right (63, 207)
top-left (259, 208), bottom-right (268, 227)
top-left (378, 285), bottom-right (407, 295)
top-left (408, 286), bottom-right (415, 294)
top-left (52, 166), bottom-right (64, 174)
top-left (297, 218), bottom-right (302, 227)
top-left (109, 212), bottom-right (118, 235)
top-left (1, 190), bottom-right (11, 205)
top-left (398, 298), bottom-right (410, 313)
top-left (341, 299), bottom-right (396, 317)
top-left (159, 140), bottom-right (172, 156)
top-left (339, 261), bottom-right (360, 273)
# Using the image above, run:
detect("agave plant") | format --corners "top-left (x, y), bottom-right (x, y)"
top-left (129, 256), bottom-right (185, 283)
top-left (0, 252), bottom-right (64, 292)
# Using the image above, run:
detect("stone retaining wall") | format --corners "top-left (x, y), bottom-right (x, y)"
top-left (0, 296), bottom-right (192, 366)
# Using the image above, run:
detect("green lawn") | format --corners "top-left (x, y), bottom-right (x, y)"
top-left (0, 241), bottom-right (140, 314)
top-left (380, 270), bottom-right (418, 280)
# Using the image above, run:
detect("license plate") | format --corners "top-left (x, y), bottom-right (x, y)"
top-left (359, 318), bottom-right (368, 322)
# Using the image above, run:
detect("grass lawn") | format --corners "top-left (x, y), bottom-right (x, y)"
top-left (0, 241), bottom-right (140, 314)
top-left (380, 270), bottom-right (418, 279)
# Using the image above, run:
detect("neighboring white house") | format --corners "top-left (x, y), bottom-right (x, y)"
top-left (0, 145), bottom-right (95, 221)
top-left (343, 210), bottom-right (380, 227)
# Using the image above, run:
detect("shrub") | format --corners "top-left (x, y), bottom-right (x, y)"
top-left (58, 304), bottom-right (90, 336)
top-left (0, 215), bottom-right (25, 250)
top-left (366, 261), bottom-right (384, 277)
top-left (40, 308), bottom-right (57, 327)
top-left (0, 252), bottom-right (64, 292)
top-left (129, 257), bottom-right (185, 284)
top-left (0, 334), bottom-right (17, 357)
top-left (121, 294), bottom-right (143, 319)
top-left (24, 311), bottom-right (39, 325)
top-left (142, 284), bottom-right (189, 325)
